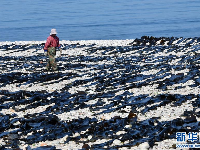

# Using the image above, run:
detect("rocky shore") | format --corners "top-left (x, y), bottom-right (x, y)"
top-left (1, 36), bottom-right (200, 149)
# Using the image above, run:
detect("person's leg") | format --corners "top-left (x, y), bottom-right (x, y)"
top-left (49, 47), bottom-right (57, 71)
top-left (46, 51), bottom-right (51, 70)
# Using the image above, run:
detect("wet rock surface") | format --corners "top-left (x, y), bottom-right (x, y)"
top-left (0, 37), bottom-right (200, 149)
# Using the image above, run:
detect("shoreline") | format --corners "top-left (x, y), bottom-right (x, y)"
top-left (0, 39), bottom-right (134, 46)
top-left (0, 36), bottom-right (199, 46)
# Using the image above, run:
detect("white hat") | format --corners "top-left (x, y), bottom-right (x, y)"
top-left (50, 29), bottom-right (57, 35)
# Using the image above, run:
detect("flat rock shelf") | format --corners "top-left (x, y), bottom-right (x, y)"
top-left (1, 36), bottom-right (200, 149)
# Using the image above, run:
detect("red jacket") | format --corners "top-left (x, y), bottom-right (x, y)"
top-left (44, 35), bottom-right (60, 50)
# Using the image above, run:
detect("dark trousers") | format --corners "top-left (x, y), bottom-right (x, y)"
top-left (46, 47), bottom-right (57, 71)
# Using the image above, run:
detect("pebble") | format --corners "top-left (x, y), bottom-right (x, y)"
top-left (138, 142), bottom-right (150, 150)
top-left (112, 139), bottom-right (122, 146)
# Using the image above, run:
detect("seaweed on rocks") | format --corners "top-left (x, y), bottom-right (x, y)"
top-left (1, 37), bottom-right (200, 149)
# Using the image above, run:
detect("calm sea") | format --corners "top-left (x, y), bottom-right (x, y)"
top-left (1, 0), bottom-right (200, 41)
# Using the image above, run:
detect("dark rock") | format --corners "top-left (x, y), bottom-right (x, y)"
top-left (184, 114), bottom-right (197, 123)
top-left (82, 143), bottom-right (90, 150)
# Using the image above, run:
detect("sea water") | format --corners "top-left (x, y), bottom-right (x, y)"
top-left (1, 0), bottom-right (200, 41)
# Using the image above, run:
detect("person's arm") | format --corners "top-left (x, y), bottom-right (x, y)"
top-left (44, 37), bottom-right (51, 56)
top-left (57, 37), bottom-right (61, 48)
top-left (44, 37), bottom-right (51, 51)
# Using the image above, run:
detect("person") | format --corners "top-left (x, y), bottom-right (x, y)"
top-left (44, 28), bottom-right (61, 71)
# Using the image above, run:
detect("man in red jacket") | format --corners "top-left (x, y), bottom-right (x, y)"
top-left (44, 29), bottom-right (61, 71)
